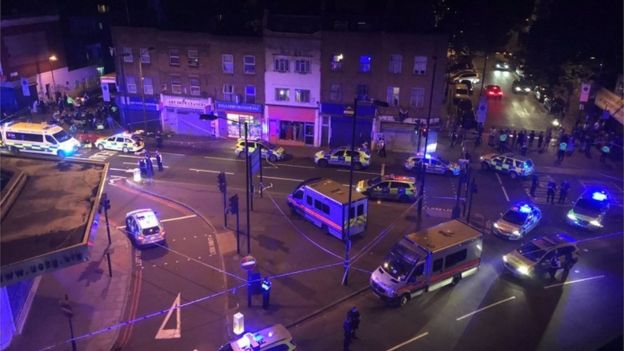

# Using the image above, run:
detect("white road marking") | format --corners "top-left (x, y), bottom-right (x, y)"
top-left (109, 167), bottom-right (133, 173)
top-left (189, 168), bottom-right (234, 175)
top-left (155, 293), bottom-right (181, 339)
top-left (261, 175), bottom-right (304, 182)
top-left (543, 275), bottom-right (605, 289)
top-left (456, 296), bottom-right (516, 321)
top-left (162, 152), bottom-right (185, 156)
top-left (385, 332), bottom-right (429, 351)
top-left (123, 161), bottom-right (169, 168)
top-left (204, 156), bottom-right (243, 162)
top-left (275, 163), bottom-right (316, 169)
top-left (337, 169), bottom-right (380, 175)
top-left (116, 214), bottom-right (197, 229)
top-left (495, 173), bottom-right (510, 202)
top-left (116, 154), bottom-right (145, 159)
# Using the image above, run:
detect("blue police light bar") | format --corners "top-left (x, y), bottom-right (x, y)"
top-left (592, 191), bottom-right (607, 201)
top-left (519, 204), bottom-right (532, 213)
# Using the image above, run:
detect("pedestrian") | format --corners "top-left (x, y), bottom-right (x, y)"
top-left (347, 307), bottom-right (360, 339)
top-left (361, 141), bottom-right (369, 153)
top-left (511, 130), bottom-right (518, 148)
top-left (138, 158), bottom-right (147, 178)
top-left (537, 131), bottom-right (544, 149)
top-left (155, 150), bottom-right (164, 171)
top-left (156, 130), bottom-right (163, 148)
top-left (520, 141), bottom-right (528, 156)
top-left (498, 132), bottom-right (508, 152)
top-left (378, 137), bottom-right (386, 158)
top-left (450, 130), bottom-right (458, 147)
top-left (600, 144), bottom-right (611, 163)
top-left (530, 174), bottom-right (539, 197)
top-left (546, 181), bottom-right (557, 204)
top-left (528, 130), bottom-right (536, 147)
top-left (559, 180), bottom-right (570, 204)
top-left (145, 152), bottom-right (154, 178)
top-left (557, 141), bottom-right (567, 163)
top-left (517, 130), bottom-right (526, 150)
top-left (343, 317), bottom-right (353, 351)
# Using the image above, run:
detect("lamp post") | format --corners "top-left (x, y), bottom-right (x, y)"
top-left (139, 47), bottom-right (155, 132)
top-left (417, 56), bottom-right (438, 221)
top-left (49, 55), bottom-right (58, 96)
top-left (342, 98), bottom-right (388, 286)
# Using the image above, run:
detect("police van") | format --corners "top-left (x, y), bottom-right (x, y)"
top-left (288, 177), bottom-right (368, 239)
top-left (0, 122), bottom-right (80, 157)
top-left (370, 220), bottom-right (483, 306)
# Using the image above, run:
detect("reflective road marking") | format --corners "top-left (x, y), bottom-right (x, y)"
top-left (189, 168), bottom-right (234, 175)
top-left (386, 332), bottom-right (429, 351)
top-left (456, 296), bottom-right (516, 321)
top-left (544, 275), bottom-right (605, 289)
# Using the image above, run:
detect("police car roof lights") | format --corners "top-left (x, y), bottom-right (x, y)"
top-left (134, 210), bottom-right (160, 228)
top-left (591, 191), bottom-right (607, 201)
top-left (518, 204), bottom-right (533, 214)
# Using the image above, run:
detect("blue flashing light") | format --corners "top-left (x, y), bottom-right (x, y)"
top-left (556, 233), bottom-right (577, 243)
top-left (592, 191), bottom-right (607, 201)
top-left (253, 334), bottom-right (264, 342)
top-left (519, 204), bottom-right (532, 214)
top-left (424, 153), bottom-right (432, 159)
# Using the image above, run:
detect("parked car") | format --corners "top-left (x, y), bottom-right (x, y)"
top-left (453, 83), bottom-right (471, 103)
top-left (493, 202), bottom-right (542, 240)
top-left (234, 139), bottom-right (285, 162)
top-left (502, 234), bottom-right (579, 279)
top-left (314, 146), bottom-right (371, 169)
top-left (125, 209), bottom-right (166, 247)
top-left (94, 132), bottom-right (144, 153)
top-left (356, 174), bottom-right (418, 202)
top-left (451, 71), bottom-right (480, 85)
top-left (480, 152), bottom-right (535, 178)
top-left (543, 97), bottom-right (565, 115)
top-left (533, 85), bottom-right (550, 103)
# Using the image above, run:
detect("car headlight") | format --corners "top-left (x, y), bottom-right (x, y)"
top-left (590, 219), bottom-right (602, 227)
top-left (514, 86), bottom-right (521, 91)
top-left (512, 230), bottom-right (520, 236)
top-left (524, 87), bottom-right (531, 92)
top-left (479, 156), bottom-right (484, 161)
top-left (493, 222), bottom-right (500, 229)
top-left (517, 265), bottom-right (531, 276)
top-left (502, 255), bottom-right (508, 262)
top-left (567, 211), bottom-right (577, 220)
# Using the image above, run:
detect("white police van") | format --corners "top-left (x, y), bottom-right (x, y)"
top-left (0, 122), bottom-right (80, 157)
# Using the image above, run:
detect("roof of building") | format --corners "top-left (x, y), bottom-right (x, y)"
top-left (307, 178), bottom-right (366, 204)
top-left (0, 154), bottom-right (107, 286)
top-left (404, 220), bottom-right (482, 253)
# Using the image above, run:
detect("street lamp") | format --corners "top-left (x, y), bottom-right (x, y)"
top-left (49, 55), bottom-right (58, 96)
top-left (139, 47), bottom-right (155, 132)
top-left (342, 98), bottom-right (388, 286)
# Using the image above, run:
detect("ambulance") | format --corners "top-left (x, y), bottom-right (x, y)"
top-left (0, 122), bottom-right (81, 157)
top-left (288, 177), bottom-right (368, 239)
top-left (370, 220), bottom-right (483, 306)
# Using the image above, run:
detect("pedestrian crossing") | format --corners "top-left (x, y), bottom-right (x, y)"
top-left (524, 174), bottom-right (567, 206)
top-left (578, 180), bottom-right (623, 207)
top-left (88, 150), bottom-right (118, 161)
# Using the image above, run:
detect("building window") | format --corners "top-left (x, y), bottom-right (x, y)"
top-left (143, 77), bottom-right (153, 95)
top-left (330, 84), bottom-right (342, 101)
top-left (359, 55), bottom-right (372, 72)
top-left (330, 53), bottom-right (344, 71)
top-left (295, 89), bottom-right (310, 103)
top-left (126, 76), bottom-right (137, 93)
top-left (140, 48), bottom-right (150, 64)
top-left (389, 54), bottom-right (402, 74)
top-left (356, 84), bottom-right (368, 100)
top-left (222, 54), bottom-right (234, 73)
top-left (295, 59), bottom-right (310, 74)
top-left (274, 58), bottom-right (289, 73)
top-left (97, 4), bottom-right (109, 13)
top-left (223, 84), bottom-right (234, 101)
top-left (245, 85), bottom-right (256, 103)
top-left (410, 87), bottom-right (425, 108)
top-left (171, 76), bottom-right (182, 94)
top-left (243, 55), bottom-right (256, 74)
top-left (275, 88), bottom-right (289, 101)
top-left (189, 77), bottom-right (200, 96)
top-left (169, 49), bottom-right (180, 66)
top-left (188, 49), bottom-right (199, 67)
top-left (413, 56), bottom-right (427, 75)
top-left (387, 86), bottom-right (400, 106)
top-left (122, 47), bottom-right (133, 63)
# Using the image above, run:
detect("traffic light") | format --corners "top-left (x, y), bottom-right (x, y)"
top-left (229, 194), bottom-right (239, 214)
top-left (217, 172), bottom-right (226, 193)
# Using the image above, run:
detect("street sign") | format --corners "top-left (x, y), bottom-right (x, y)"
top-left (249, 148), bottom-right (261, 176)
top-left (240, 255), bottom-right (256, 270)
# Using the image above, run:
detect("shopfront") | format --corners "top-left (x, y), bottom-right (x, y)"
top-left (214, 100), bottom-right (263, 139)
top-left (160, 94), bottom-right (214, 136)
top-left (266, 105), bottom-right (318, 146)
top-left (118, 95), bottom-right (160, 131)
top-left (320, 102), bottom-right (375, 148)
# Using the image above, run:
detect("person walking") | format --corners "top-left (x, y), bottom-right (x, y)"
top-left (530, 174), bottom-right (539, 197)
top-left (528, 130), bottom-right (536, 147)
top-left (155, 150), bottom-right (164, 171)
top-left (558, 180), bottom-right (570, 204)
top-left (347, 307), bottom-right (360, 339)
top-left (600, 143), bottom-right (611, 163)
top-left (557, 141), bottom-right (567, 163)
top-left (537, 131), bottom-right (545, 150)
top-left (378, 138), bottom-right (386, 158)
top-left (546, 181), bottom-right (557, 204)
top-left (343, 316), bottom-right (353, 351)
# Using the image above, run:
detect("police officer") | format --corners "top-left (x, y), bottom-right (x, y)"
top-left (537, 131), bottom-right (545, 149)
top-left (343, 317), bottom-right (353, 351)
top-left (530, 174), bottom-right (539, 197)
top-left (155, 150), bottom-right (164, 171)
top-left (600, 143), bottom-right (611, 163)
top-left (378, 138), bottom-right (386, 158)
top-left (138, 158), bottom-right (147, 178)
top-left (145, 152), bottom-right (154, 178)
top-left (559, 180), bottom-right (570, 204)
top-left (155, 130), bottom-right (163, 149)
top-left (546, 181), bottom-right (556, 204)
top-left (347, 307), bottom-right (360, 339)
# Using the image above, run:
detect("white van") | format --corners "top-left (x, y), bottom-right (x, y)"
top-left (288, 177), bottom-right (368, 239)
top-left (0, 122), bottom-right (80, 157)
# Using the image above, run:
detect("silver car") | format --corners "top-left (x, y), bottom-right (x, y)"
top-left (404, 154), bottom-right (461, 176)
top-left (125, 209), bottom-right (166, 246)
top-left (502, 234), bottom-right (579, 279)
top-left (493, 203), bottom-right (542, 240)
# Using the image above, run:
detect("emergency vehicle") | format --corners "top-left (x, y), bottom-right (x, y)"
top-left (0, 122), bottom-right (80, 157)
top-left (356, 174), bottom-right (418, 202)
top-left (217, 324), bottom-right (296, 351)
top-left (567, 189), bottom-right (610, 229)
top-left (94, 132), bottom-right (144, 153)
top-left (125, 209), bottom-right (166, 247)
top-left (480, 152), bottom-right (535, 178)
top-left (370, 220), bottom-right (483, 306)
top-left (502, 234), bottom-right (579, 279)
top-left (234, 139), bottom-right (285, 162)
top-left (313, 146), bottom-right (371, 170)
top-left (288, 178), bottom-right (368, 239)
top-left (404, 153), bottom-right (461, 176)
top-left (493, 202), bottom-right (542, 240)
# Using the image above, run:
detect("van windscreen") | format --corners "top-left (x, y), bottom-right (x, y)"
top-left (53, 130), bottom-right (71, 142)
top-left (383, 241), bottom-right (420, 280)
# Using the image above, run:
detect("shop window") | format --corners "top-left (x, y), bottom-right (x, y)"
top-left (169, 49), bottom-right (180, 67)
top-left (387, 86), bottom-right (400, 106)
top-left (356, 84), bottom-right (368, 100)
top-left (244, 55), bottom-right (256, 74)
top-left (330, 83), bottom-right (342, 101)
top-left (140, 48), bottom-right (151, 64)
top-left (188, 49), bottom-right (199, 67)
top-left (222, 54), bottom-right (234, 73)
top-left (126, 76), bottom-right (137, 94)
top-left (389, 54), bottom-right (402, 74)
top-left (143, 77), bottom-right (154, 95)
top-left (410, 87), bottom-right (425, 108)
top-left (189, 77), bottom-right (200, 96)
top-left (278, 121), bottom-right (308, 142)
top-left (274, 58), bottom-right (289, 73)
top-left (275, 88), bottom-right (289, 101)
top-left (413, 56), bottom-right (427, 75)
top-left (359, 55), bottom-right (372, 73)
top-left (295, 89), bottom-right (310, 103)
top-left (223, 84), bottom-right (234, 101)
top-left (171, 76), bottom-right (182, 94)
top-left (122, 47), bottom-right (133, 63)
top-left (330, 53), bottom-right (344, 71)
top-left (295, 59), bottom-right (310, 74)
top-left (245, 85), bottom-right (256, 103)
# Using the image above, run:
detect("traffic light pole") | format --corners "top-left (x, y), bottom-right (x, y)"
top-left (417, 56), bottom-right (438, 221)
top-left (244, 122), bottom-right (251, 255)
top-left (342, 98), bottom-right (358, 286)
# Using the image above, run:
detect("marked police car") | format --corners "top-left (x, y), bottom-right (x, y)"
top-left (480, 152), bottom-right (535, 178)
top-left (356, 174), bottom-right (418, 202)
top-left (314, 146), bottom-right (371, 170)
top-left (404, 153), bottom-right (461, 176)
top-left (125, 209), bottom-right (166, 247)
top-left (566, 189), bottom-right (610, 230)
top-left (95, 132), bottom-right (144, 153)
top-left (493, 202), bottom-right (542, 239)
top-left (234, 139), bottom-right (285, 162)
top-left (218, 324), bottom-right (296, 351)
top-left (502, 234), bottom-right (579, 279)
